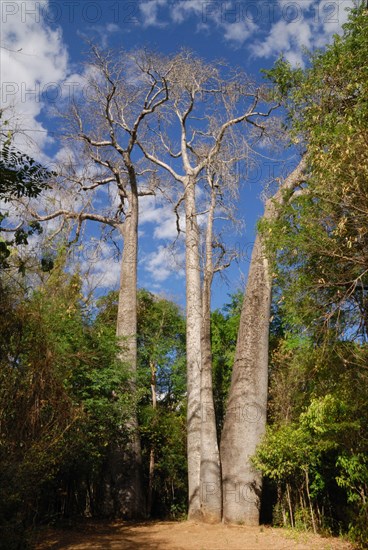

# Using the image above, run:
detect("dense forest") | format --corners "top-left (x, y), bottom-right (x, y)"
top-left (0, 6), bottom-right (367, 549)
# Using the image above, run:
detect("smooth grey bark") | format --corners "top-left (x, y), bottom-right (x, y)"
top-left (200, 183), bottom-right (222, 522)
top-left (102, 187), bottom-right (145, 519)
top-left (137, 53), bottom-right (280, 520)
top-left (185, 176), bottom-right (203, 519)
top-left (24, 48), bottom-right (172, 520)
top-left (220, 233), bottom-right (271, 525)
top-left (116, 188), bottom-right (144, 518)
top-left (220, 159), bottom-right (306, 525)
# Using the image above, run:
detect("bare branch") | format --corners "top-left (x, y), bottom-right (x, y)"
top-left (25, 206), bottom-right (119, 229)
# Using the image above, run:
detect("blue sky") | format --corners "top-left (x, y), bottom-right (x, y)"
top-left (0, 0), bottom-right (356, 308)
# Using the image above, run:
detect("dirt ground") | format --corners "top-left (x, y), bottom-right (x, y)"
top-left (34, 520), bottom-right (355, 550)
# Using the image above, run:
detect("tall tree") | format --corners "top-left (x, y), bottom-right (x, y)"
top-left (138, 51), bottom-right (279, 518)
top-left (200, 163), bottom-right (239, 522)
top-left (226, 4), bottom-right (368, 527)
top-left (220, 159), bottom-right (306, 525)
top-left (18, 47), bottom-right (173, 518)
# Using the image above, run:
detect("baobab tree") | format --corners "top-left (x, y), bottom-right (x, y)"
top-left (19, 46), bottom-right (174, 519)
top-left (221, 157), bottom-right (307, 525)
top-left (136, 51), bottom-right (280, 519)
top-left (17, 47), bottom-right (284, 522)
top-left (198, 156), bottom-right (241, 523)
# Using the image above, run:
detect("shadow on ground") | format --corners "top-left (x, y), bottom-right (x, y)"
top-left (35, 521), bottom-right (174, 550)
top-left (34, 519), bottom-right (355, 550)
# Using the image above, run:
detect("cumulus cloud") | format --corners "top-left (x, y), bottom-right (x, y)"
top-left (75, 239), bottom-right (122, 290)
top-left (171, 0), bottom-right (203, 23)
top-left (139, 0), bottom-right (168, 27)
top-left (221, 19), bottom-right (258, 45)
top-left (251, 0), bottom-right (355, 66)
top-left (251, 18), bottom-right (313, 66)
top-left (143, 244), bottom-right (185, 282)
top-left (139, 195), bottom-right (182, 241)
top-left (1, 0), bottom-right (69, 154)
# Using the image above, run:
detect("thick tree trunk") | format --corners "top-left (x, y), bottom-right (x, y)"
top-left (220, 233), bottom-right (271, 525)
top-left (185, 177), bottom-right (203, 519)
top-left (200, 185), bottom-right (222, 522)
top-left (220, 159), bottom-right (306, 525)
top-left (101, 189), bottom-right (145, 519)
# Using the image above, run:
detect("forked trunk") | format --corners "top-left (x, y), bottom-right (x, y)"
top-left (185, 178), bottom-right (203, 519)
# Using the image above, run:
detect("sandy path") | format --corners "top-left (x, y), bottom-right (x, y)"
top-left (35, 520), bottom-right (354, 550)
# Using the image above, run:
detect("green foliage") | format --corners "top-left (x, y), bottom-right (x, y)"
top-left (0, 257), bottom-right (135, 546)
top-left (262, 6), bottom-right (368, 341)
top-left (255, 328), bottom-right (368, 540)
top-left (0, 112), bottom-right (54, 271)
top-left (0, 110), bottom-right (52, 201)
top-left (336, 454), bottom-right (368, 548)
top-left (88, 287), bottom-right (188, 518)
top-left (0, 145), bottom-right (52, 201)
top-left (211, 291), bottom-right (242, 433)
top-left (259, 15), bottom-right (368, 543)
top-left (137, 288), bottom-right (186, 404)
top-left (140, 404), bottom-right (187, 518)
top-left (136, 289), bottom-right (187, 517)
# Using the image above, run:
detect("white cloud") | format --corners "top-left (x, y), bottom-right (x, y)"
top-left (144, 244), bottom-right (184, 282)
top-left (154, 214), bottom-right (178, 240)
top-left (139, 0), bottom-right (168, 28)
top-left (139, 195), bottom-right (181, 241)
top-left (221, 19), bottom-right (258, 45)
top-left (251, 18), bottom-right (313, 66)
top-left (1, 0), bottom-right (69, 154)
top-left (251, 0), bottom-right (355, 66)
top-left (171, 0), bottom-right (204, 24)
top-left (170, 0), bottom-right (258, 45)
top-left (319, 0), bottom-right (354, 38)
top-left (137, 0), bottom-right (355, 62)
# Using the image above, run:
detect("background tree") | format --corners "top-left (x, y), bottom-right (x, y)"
top-left (136, 289), bottom-right (186, 518)
top-left (91, 288), bottom-right (188, 518)
top-left (211, 291), bottom-right (243, 436)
